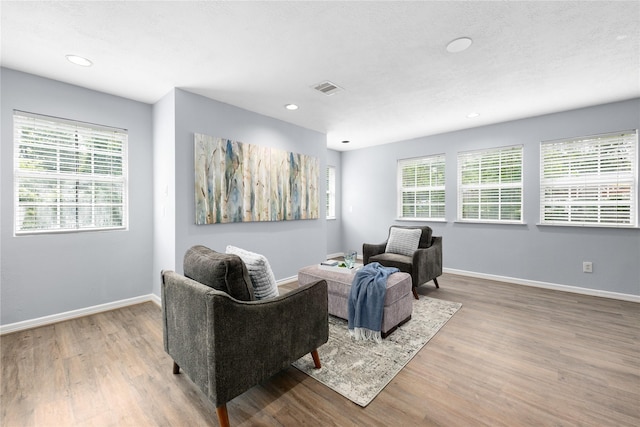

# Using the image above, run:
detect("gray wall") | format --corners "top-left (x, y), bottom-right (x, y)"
top-left (0, 68), bottom-right (154, 324)
top-left (2, 66), bottom-right (636, 327)
top-left (340, 99), bottom-right (640, 296)
top-left (170, 89), bottom-right (327, 280)
top-left (326, 149), bottom-right (342, 255)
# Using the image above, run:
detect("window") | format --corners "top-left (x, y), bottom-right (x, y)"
top-left (326, 165), bottom-right (336, 219)
top-left (540, 130), bottom-right (638, 227)
top-left (458, 145), bottom-right (523, 222)
top-left (14, 111), bottom-right (128, 234)
top-left (398, 155), bottom-right (445, 220)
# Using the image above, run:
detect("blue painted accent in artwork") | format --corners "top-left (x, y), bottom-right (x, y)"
top-left (224, 139), bottom-right (244, 222)
top-left (289, 152), bottom-right (301, 219)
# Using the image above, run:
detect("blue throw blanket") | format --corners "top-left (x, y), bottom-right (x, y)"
top-left (348, 262), bottom-right (399, 343)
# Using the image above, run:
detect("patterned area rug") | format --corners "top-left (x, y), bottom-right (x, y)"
top-left (292, 296), bottom-right (461, 407)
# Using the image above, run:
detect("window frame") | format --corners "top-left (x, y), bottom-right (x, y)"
top-left (539, 130), bottom-right (638, 228)
top-left (457, 144), bottom-right (524, 224)
top-left (397, 154), bottom-right (446, 221)
top-left (13, 110), bottom-right (129, 235)
top-left (326, 165), bottom-right (336, 220)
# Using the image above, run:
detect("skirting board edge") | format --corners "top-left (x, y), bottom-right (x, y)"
top-left (1, 273), bottom-right (321, 335)
top-left (277, 276), bottom-right (298, 286)
top-left (5, 268), bottom-right (634, 335)
top-left (327, 252), bottom-right (344, 259)
top-left (1, 294), bottom-right (161, 335)
top-left (444, 267), bottom-right (640, 303)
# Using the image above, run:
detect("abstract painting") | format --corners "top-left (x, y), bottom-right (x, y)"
top-left (195, 133), bottom-right (319, 224)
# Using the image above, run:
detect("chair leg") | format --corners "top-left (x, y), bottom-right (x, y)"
top-left (412, 287), bottom-right (419, 300)
top-left (216, 404), bottom-right (230, 427)
top-left (172, 361), bottom-right (180, 374)
top-left (433, 277), bottom-right (440, 288)
top-left (311, 349), bottom-right (322, 369)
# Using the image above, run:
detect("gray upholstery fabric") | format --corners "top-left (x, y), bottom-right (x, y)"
top-left (363, 226), bottom-right (442, 290)
top-left (183, 245), bottom-right (255, 301)
top-left (162, 245), bottom-right (329, 409)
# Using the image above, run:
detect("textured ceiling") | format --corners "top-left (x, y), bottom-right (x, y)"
top-left (1, 1), bottom-right (639, 151)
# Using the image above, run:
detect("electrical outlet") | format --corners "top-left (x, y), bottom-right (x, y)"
top-left (583, 261), bottom-right (593, 273)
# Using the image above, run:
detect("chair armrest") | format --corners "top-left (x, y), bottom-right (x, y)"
top-left (412, 236), bottom-right (443, 283)
top-left (363, 241), bottom-right (387, 264)
top-left (162, 269), bottom-right (219, 397)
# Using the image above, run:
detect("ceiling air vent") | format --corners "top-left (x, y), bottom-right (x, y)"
top-left (312, 81), bottom-right (343, 96)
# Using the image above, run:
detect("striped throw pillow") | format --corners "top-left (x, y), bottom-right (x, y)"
top-left (226, 246), bottom-right (279, 300)
top-left (385, 227), bottom-right (422, 257)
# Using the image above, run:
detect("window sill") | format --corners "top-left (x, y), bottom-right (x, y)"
top-left (536, 223), bottom-right (639, 230)
top-left (396, 218), bottom-right (447, 223)
top-left (454, 220), bottom-right (526, 226)
top-left (15, 226), bottom-right (128, 236)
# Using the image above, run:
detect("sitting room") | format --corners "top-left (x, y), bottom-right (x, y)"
top-left (1, 1), bottom-right (639, 426)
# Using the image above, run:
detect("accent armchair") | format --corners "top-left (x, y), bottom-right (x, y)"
top-left (162, 245), bottom-right (328, 427)
top-left (363, 225), bottom-right (442, 299)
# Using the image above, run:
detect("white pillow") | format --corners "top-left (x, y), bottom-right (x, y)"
top-left (385, 227), bottom-right (422, 257)
top-left (225, 245), bottom-right (279, 300)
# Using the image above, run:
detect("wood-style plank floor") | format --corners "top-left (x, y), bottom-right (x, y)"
top-left (2, 273), bottom-right (639, 426)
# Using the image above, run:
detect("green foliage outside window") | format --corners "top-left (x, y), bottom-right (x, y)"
top-left (14, 112), bottom-right (127, 234)
top-left (458, 145), bottom-right (523, 222)
top-left (398, 155), bottom-right (445, 219)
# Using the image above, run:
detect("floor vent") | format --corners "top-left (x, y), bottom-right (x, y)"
top-left (312, 81), bottom-right (343, 96)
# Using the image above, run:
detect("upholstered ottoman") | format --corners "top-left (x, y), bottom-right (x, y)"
top-left (297, 264), bottom-right (413, 337)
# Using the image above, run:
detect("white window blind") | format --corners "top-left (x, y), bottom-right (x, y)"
top-left (458, 145), bottom-right (523, 222)
top-left (14, 111), bottom-right (128, 234)
top-left (398, 155), bottom-right (445, 219)
top-left (540, 130), bottom-right (638, 227)
top-left (326, 166), bottom-right (336, 219)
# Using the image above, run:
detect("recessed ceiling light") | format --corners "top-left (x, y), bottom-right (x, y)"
top-left (284, 104), bottom-right (299, 110)
top-left (446, 37), bottom-right (473, 53)
top-left (66, 55), bottom-right (93, 67)
top-left (66, 55), bottom-right (92, 66)
top-left (341, 140), bottom-right (350, 144)
top-left (466, 112), bottom-right (480, 118)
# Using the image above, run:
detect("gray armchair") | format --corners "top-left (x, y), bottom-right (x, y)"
top-left (363, 225), bottom-right (442, 299)
top-left (162, 245), bottom-right (328, 427)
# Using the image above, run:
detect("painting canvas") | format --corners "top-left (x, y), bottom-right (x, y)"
top-left (195, 133), bottom-right (318, 224)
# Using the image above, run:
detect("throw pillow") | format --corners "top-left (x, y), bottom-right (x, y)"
top-left (385, 227), bottom-right (422, 257)
top-left (225, 245), bottom-right (279, 300)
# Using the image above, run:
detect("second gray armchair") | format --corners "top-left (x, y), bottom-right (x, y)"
top-left (363, 225), bottom-right (442, 299)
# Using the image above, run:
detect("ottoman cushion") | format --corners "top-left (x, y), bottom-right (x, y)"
top-left (298, 264), bottom-right (412, 336)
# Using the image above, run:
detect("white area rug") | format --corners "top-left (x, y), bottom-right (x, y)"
top-left (293, 296), bottom-right (461, 407)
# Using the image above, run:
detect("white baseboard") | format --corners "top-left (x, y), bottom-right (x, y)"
top-left (443, 267), bottom-right (640, 303)
top-left (150, 293), bottom-right (162, 306)
top-left (0, 294), bottom-right (159, 335)
top-left (326, 252), bottom-right (343, 259)
top-left (6, 267), bottom-right (634, 335)
top-left (277, 275), bottom-right (298, 286)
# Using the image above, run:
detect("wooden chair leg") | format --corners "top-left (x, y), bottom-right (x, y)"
top-left (216, 404), bottom-right (230, 427)
top-left (311, 349), bottom-right (322, 369)
top-left (172, 361), bottom-right (180, 374)
top-left (433, 277), bottom-right (440, 288)
top-left (412, 287), bottom-right (419, 300)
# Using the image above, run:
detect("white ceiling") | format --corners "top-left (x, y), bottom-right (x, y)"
top-left (1, 1), bottom-right (639, 151)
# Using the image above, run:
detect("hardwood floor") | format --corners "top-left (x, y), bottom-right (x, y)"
top-left (2, 273), bottom-right (639, 426)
